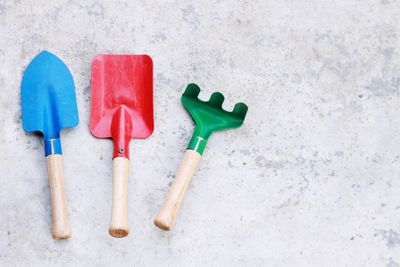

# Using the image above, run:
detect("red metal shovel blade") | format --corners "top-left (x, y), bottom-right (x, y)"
top-left (90, 55), bottom-right (154, 158)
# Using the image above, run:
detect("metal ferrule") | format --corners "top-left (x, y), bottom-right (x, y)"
top-left (44, 138), bottom-right (62, 156)
top-left (187, 134), bottom-right (208, 155)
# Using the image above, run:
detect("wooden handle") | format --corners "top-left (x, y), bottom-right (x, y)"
top-left (154, 150), bottom-right (201, 230)
top-left (109, 157), bottom-right (129, 238)
top-left (45, 154), bottom-right (71, 240)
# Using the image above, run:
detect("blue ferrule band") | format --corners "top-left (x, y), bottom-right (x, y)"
top-left (44, 138), bottom-right (62, 156)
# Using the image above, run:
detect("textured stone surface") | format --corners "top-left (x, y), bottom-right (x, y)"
top-left (1, 0), bottom-right (400, 266)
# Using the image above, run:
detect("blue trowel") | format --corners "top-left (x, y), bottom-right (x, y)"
top-left (21, 51), bottom-right (79, 239)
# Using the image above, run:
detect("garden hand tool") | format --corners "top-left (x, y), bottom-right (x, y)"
top-left (21, 51), bottom-right (79, 239)
top-left (90, 54), bottom-right (154, 238)
top-left (154, 83), bottom-right (248, 230)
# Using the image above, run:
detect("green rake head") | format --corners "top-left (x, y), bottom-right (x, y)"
top-left (181, 83), bottom-right (248, 154)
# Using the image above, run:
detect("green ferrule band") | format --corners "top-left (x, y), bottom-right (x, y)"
top-left (187, 134), bottom-right (208, 154)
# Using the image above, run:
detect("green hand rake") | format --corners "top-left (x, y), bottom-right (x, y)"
top-left (154, 83), bottom-right (248, 230)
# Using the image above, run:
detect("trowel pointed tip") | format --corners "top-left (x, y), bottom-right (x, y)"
top-left (38, 50), bottom-right (52, 56)
top-left (23, 50), bottom-right (71, 81)
top-left (36, 50), bottom-right (59, 60)
top-left (25, 51), bottom-right (62, 69)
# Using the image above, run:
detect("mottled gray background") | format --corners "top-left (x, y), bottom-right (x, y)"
top-left (0, 0), bottom-right (400, 266)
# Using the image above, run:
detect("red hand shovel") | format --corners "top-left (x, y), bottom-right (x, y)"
top-left (90, 55), bottom-right (154, 237)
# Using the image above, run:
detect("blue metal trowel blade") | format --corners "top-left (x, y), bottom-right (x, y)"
top-left (21, 51), bottom-right (79, 155)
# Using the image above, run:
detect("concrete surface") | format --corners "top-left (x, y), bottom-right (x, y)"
top-left (0, 0), bottom-right (400, 266)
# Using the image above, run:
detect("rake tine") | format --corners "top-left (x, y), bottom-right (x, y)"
top-left (209, 92), bottom-right (225, 107)
top-left (183, 83), bottom-right (201, 98)
top-left (232, 102), bottom-right (248, 119)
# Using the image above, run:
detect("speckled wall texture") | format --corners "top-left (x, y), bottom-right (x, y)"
top-left (1, 0), bottom-right (400, 266)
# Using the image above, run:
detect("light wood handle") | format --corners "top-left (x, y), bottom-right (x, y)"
top-left (154, 150), bottom-right (201, 230)
top-left (45, 154), bottom-right (71, 240)
top-left (109, 157), bottom-right (129, 238)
